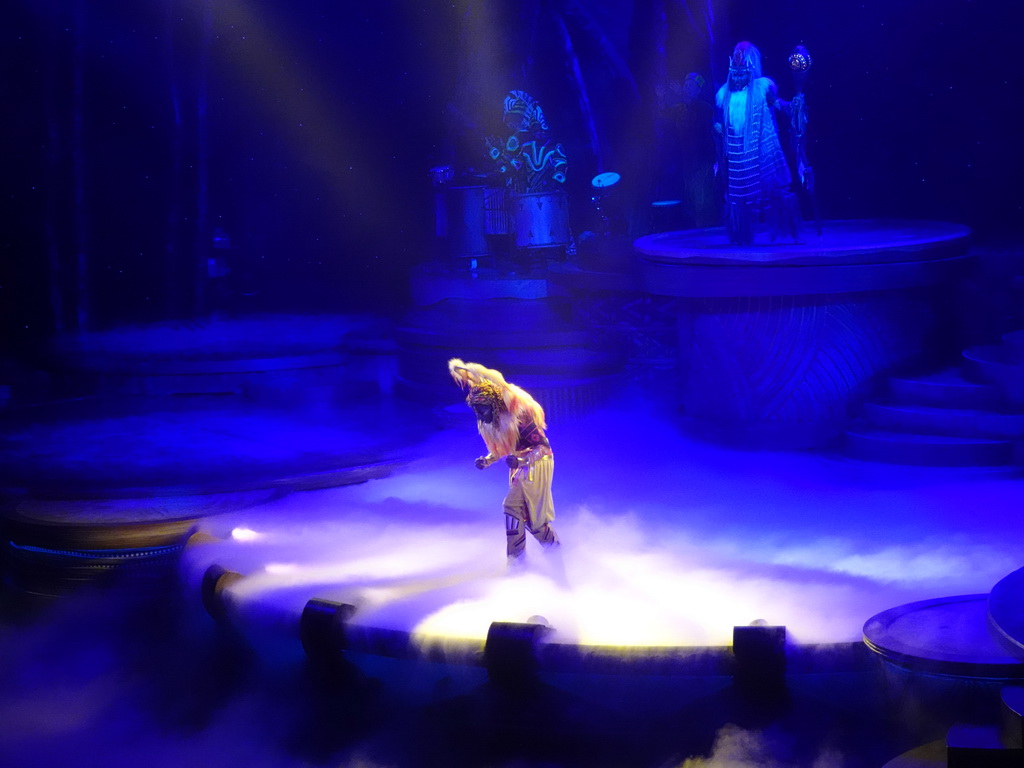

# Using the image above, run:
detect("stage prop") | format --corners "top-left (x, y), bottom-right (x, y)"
top-left (635, 220), bottom-right (973, 448)
top-left (866, 567), bottom-right (1024, 767)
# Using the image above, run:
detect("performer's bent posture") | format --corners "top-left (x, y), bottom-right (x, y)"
top-left (449, 359), bottom-right (560, 564)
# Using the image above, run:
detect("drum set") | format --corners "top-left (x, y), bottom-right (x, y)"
top-left (430, 166), bottom-right (573, 272)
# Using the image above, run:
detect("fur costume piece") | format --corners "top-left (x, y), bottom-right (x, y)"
top-left (448, 358), bottom-right (547, 461)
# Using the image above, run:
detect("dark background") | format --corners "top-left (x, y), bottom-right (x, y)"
top-left (2, 0), bottom-right (1021, 347)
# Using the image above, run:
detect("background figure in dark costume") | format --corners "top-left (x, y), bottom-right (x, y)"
top-left (714, 42), bottom-right (800, 245)
top-left (485, 90), bottom-right (568, 194)
top-left (655, 74), bottom-right (720, 233)
top-left (782, 45), bottom-right (821, 236)
top-left (449, 359), bottom-right (559, 565)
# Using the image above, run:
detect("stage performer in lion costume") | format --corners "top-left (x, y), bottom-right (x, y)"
top-left (449, 358), bottom-right (560, 564)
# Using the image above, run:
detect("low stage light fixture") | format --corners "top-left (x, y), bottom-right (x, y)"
top-left (299, 598), bottom-right (356, 666)
top-left (201, 563), bottom-right (243, 623)
top-left (484, 618), bottom-right (552, 689)
top-left (732, 621), bottom-right (787, 693)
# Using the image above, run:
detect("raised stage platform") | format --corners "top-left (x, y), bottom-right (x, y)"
top-left (0, 315), bottom-right (424, 600)
top-left (634, 220), bottom-right (974, 448)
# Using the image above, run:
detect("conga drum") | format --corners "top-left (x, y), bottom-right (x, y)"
top-left (512, 191), bottom-right (570, 248)
top-left (483, 186), bottom-right (511, 235)
top-left (437, 185), bottom-right (487, 259)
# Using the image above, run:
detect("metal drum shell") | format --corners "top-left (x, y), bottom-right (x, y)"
top-left (512, 191), bottom-right (570, 248)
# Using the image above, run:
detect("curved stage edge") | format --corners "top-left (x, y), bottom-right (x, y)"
top-left (194, 552), bottom-right (871, 680)
top-left (863, 594), bottom-right (1024, 680)
top-left (988, 566), bottom-right (1024, 657)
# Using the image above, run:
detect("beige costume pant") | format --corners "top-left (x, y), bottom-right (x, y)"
top-left (502, 453), bottom-right (559, 560)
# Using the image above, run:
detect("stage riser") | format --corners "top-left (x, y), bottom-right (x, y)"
top-left (673, 292), bottom-right (940, 449)
top-left (51, 358), bottom-right (394, 402)
top-left (44, 315), bottom-right (397, 401)
top-left (395, 374), bottom-right (623, 424)
top-left (636, 220), bottom-right (974, 449)
top-left (887, 372), bottom-right (1005, 412)
top-left (396, 297), bottom-right (626, 419)
top-left (863, 403), bottom-right (1024, 440)
top-left (844, 428), bottom-right (1014, 466)
top-left (963, 347), bottom-right (1024, 407)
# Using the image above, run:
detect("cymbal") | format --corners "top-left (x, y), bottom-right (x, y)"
top-left (591, 171), bottom-right (621, 189)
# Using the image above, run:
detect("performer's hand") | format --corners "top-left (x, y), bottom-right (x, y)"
top-left (474, 456), bottom-right (490, 470)
top-left (800, 164), bottom-right (815, 193)
top-left (505, 455), bottom-right (521, 469)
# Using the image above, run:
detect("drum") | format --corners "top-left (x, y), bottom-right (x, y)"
top-left (484, 186), bottom-right (511, 235)
top-left (512, 191), bottom-right (570, 248)
top-left (437, 185), bottom-right (487, 258)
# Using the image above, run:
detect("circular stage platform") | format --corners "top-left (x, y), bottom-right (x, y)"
top-left (863, 595), bottom-right (1024, 679)
top-left (635, 219), bottom-right (970, 277)
top-left (988, 566), bottom-right (1024, 657)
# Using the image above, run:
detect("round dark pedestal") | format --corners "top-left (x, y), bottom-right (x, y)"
top-left (635, 220), bottom-right (973, 448)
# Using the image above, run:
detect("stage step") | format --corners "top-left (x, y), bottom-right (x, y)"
top-left (845, 360), bottom-right (1024, 467)
top-left (887, 368), bottom-right (1006, 411)
top-left (844, 424), bottom-right (1015, 466)
top-left (963, 345), bottom-right (1024, 407)
top-left (863, 402), bottom-right (1024, 440)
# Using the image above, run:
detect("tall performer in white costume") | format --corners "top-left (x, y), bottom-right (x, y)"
top-left (714, 41), bottom-right (800, 245)
top-left (449, 359), bottom-right (559, 564)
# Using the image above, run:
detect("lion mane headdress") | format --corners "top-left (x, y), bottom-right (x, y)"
top-left (448, 358), bottom-right (546, 458)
